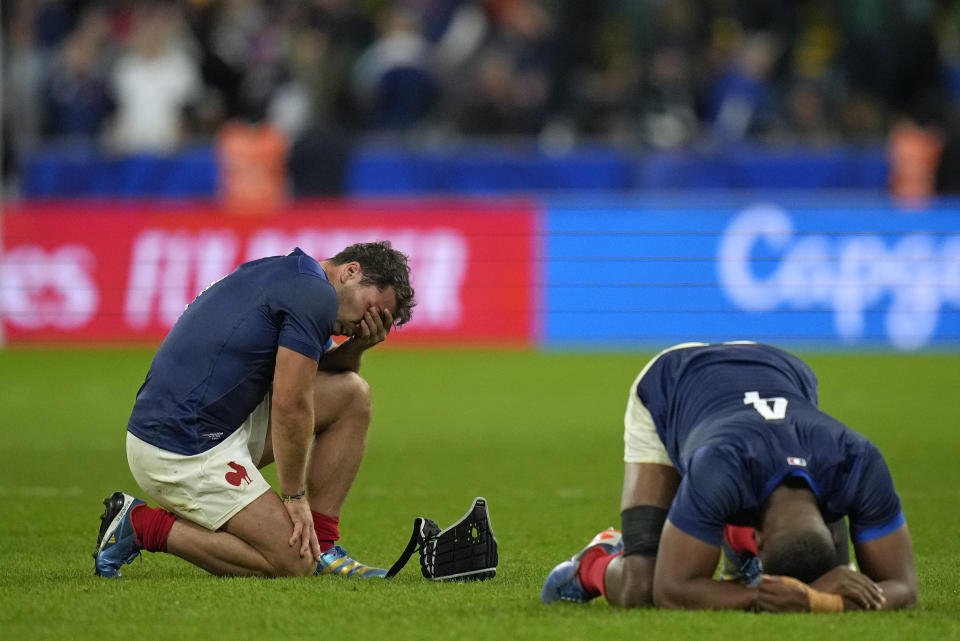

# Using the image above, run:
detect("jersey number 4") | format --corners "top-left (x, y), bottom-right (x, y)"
top-left (743, 391), bottom-right (788, 420)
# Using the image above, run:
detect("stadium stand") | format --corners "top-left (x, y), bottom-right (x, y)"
top-left (4, 0), bottom-right (960, 198)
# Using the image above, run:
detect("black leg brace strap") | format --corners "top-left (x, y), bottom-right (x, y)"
top-left (621, 505), bottom-right (668, 557)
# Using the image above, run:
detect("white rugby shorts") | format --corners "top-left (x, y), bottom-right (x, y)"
top-left (623, 342), bottom-right (709, 465)
top-left (127, 393), bottom-right (273, 530)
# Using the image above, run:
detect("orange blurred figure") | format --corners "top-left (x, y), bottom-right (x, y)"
top-left (888, 119), bottom-right (944, 200)
top-left (217, 121), bottom-right (289, 214)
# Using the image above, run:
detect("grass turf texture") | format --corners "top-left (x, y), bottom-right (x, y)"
top-left (1, 347), bottom-right (958, 641)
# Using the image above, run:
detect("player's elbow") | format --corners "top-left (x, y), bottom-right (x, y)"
top-left (892, 579), bottom-right (919, 610)
top-left (651, 576), bottom-right (686, 610)
top-left (653, 591), bottom-right (686, 610)
top-left (272, 390), bottom-right (313, 423)
top-left (902, 588), bottom-right (919, 610)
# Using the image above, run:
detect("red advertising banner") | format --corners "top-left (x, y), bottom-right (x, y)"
top-left (1, 200), bottom-right (536, 346)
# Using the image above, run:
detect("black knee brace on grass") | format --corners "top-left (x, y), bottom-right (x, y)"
top-left (621, 505), bottom-right (668, 557)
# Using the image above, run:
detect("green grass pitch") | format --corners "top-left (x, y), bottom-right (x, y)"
top-left (1, 347), bottom-right (958, 640)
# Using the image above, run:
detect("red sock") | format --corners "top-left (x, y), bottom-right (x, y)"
top-left (129, 504), bottom-right (176, 553)
top-left (724, 524), bottom-right (758, 556)
top-left (578, 547), bottom-right (620, 598)
top-left (312, 512), bottom-right (340, 552)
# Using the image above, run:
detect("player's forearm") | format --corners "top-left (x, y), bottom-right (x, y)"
top-left (831, 581), bottom-right (915, 611)
top-left (318, 339), bottom-right (363, 373)
top-left (654, 577), bottom-right (758, 611)
top-left (270, 404), bottom-right (314, 495)
top-left (852, 525), bottom-right (917, 610)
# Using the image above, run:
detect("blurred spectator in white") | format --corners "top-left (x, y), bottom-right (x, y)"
top-left (352, 6), bottom-right (438, 130)
top-left (434, 1), bottom-right (487, 74)
top-left (108, 2), bottom-right (202, 153)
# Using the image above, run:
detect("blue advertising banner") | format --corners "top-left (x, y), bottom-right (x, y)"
top-left (543, 196), bottom-right (960, 351)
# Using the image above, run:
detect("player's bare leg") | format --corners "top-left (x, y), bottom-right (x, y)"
top-left (131, 372), bottom-right (375, 579)
top-left (306, 370), bottom-right (389, 577)
top-left (259, 369), bottom-right (386, 578)
top-left (97, 459), bottom-right (322, 579)
top-left (92, 489), bottom-right (317, 578)
top-left (306, 370), bottom-right (372, 516)
top-left (166, 490), bottom-right (317, 577)
top-left (602, 462), bottom-right (680, 607)
top-left (541, 462), bottom-right (680, 605)
top-left (100, 371), bottom-right (374, 580)
top-left (144, 369), bottom-right (373, 578)
top-left (258, 370), bottom-right (372, 516)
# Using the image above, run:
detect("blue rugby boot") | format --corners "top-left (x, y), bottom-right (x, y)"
top-left (541, 527), bottom-right (623, 603)
top-left (718, 524), bottom-right (763, 587)
top-left (316, 545), bottom-right (388, 578)
top-left (719, 531), bottom-right (762, 587)
top-left (93, 492), bottom-right (145, 578)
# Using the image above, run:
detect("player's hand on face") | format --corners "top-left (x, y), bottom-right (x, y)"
top-left (351, 306), bottom-right (393, 350)
top-left (283, 496), bottom-right (322, 562)
top-left (810, 565), bottom-right (886, 610)
top-left (756, 575), bottom-right (812, 613)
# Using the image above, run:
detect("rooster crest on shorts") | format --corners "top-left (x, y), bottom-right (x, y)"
top-left (225, 461), bottom-right (252, 487)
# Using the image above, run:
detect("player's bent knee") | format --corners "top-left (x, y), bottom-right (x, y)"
top-left (343, 371), bottom-right (371, 405)
top-left (338, 372), bottom-right (372, 423)
top-left (314, 371), bottom-right (372, 430)
top-left (268, 552), bottom-right (317, 578)
top-left (619, 575), bottom-right (654, 608)
top-left (607, 554), bottom-right (655, 609)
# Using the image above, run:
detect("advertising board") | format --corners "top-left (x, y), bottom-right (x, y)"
top-left (1, 201), bottom-right (537, 346)
top-left (544, 198), bottom-right (960, 350)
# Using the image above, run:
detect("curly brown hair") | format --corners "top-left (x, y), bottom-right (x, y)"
top-left (328, 241), bottom-right (416, 326)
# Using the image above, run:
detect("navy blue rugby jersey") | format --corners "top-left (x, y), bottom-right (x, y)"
top-left (127, 248), bottom-right (336, 456)
top-left (636, 342), bottom-right (904, 546)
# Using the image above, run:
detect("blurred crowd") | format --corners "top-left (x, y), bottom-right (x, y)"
top-left (5, 0), bottom-right (960, 189)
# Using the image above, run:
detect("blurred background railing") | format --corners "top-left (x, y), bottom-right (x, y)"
top-left (18, 142), bottom-right (892, 198)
